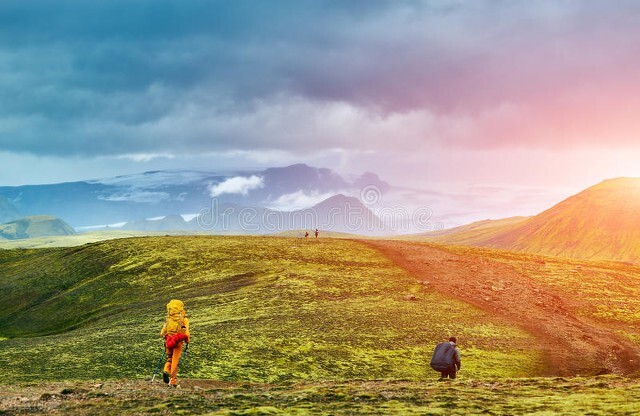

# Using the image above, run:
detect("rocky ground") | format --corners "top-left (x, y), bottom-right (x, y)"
top-left (3, 377), bottom-right (640, 415)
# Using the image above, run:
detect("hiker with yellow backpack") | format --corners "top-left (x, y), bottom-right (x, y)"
top-left (160, 299), bottom-right (191, 387)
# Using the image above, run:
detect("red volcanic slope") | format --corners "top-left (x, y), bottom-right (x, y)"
top-left (421, 178), bottom-right (640, 262)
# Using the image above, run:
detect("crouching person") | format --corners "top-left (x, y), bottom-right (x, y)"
top-left (430, 337), bottom-right (461, 379)
top-left (160, 299), bottom-right (191, 387)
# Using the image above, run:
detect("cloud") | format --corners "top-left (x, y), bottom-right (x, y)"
top-left (116, 153), bottom-right (176, 162)
top-left (209, 175), bottom-right (264, 197)
top-left (3, 0), bottom-right (640, 207)
top-left (2, 0), bottom-right (640, 162)
top-left (382, 182), bottom-right (576, 229)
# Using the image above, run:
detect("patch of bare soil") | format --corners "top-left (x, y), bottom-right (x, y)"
top-left (362, 240), bottom-right (640, 376)
top-left (0, 379), bottom-right (261, 415)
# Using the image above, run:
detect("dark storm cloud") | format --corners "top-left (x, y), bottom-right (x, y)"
top-left (2, 0), bottom-right (640, 157)
top-left (0, 0), bottom-right (398, 156)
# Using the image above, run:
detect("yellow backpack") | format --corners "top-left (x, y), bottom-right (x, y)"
top-left (164, 299), bottom-right (186, 336)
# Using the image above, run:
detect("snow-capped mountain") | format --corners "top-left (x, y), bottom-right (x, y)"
top-left (0, 164), bottom-right (389, 229)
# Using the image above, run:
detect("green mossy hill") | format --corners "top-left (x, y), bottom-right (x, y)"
top-left (0, 215), bottom-right (76, 240)
top-left (0, 230), bottom-right (168, 249)
top-left (0, 236), bottom-right (542, 383)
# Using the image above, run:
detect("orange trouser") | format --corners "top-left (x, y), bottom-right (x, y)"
top-left (163, 342), bottom-right (184, 385)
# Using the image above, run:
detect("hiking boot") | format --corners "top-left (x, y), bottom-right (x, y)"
top-left (162, 371), bottom-right (170, 384)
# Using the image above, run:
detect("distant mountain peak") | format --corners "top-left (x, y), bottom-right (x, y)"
top-left (0, 216), bottom-right (76, 240)
top-left (596, 176), bottom-right (640, 184)
top-left (306, 193), bottom-right (388, 235)
top-left (587, 177), bottom-right (640, 191)
top-left (312, 193), bottom-right (363, 208)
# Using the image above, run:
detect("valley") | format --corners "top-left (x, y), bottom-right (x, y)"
top-left (2, 235), bottom-right (640, 414)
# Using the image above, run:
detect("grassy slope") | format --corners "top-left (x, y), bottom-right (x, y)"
top-left (270, 230), bottom-right (366, 239)
top-left (0, 236), bottom-right (542, 383)
top-left (0, 230), bottom-right (195, 249)
top-left (434, 243), bottom-right (640, 334)
top-left (404, 217), bottom-right (529, 246)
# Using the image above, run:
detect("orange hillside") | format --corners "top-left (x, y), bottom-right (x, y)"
top-left (418, 178), bottom-right (640, 262)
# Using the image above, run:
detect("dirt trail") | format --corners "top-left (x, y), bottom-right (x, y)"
top-left (362, 240), bottom-right (640, 376)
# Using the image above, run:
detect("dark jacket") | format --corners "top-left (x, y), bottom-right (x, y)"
top-left (430, 341), bottom-right (461, 371)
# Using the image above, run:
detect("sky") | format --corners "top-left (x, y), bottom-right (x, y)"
top-left (2, 0), bottom-right (640, 224)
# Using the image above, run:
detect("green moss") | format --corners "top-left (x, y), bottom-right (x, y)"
top-left (0, 236), bottom-right (542, 383)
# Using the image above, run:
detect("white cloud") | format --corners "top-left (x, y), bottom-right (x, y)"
top-left (209, 175), bottom-right (264, 197)
top-left (116, 153), bottom-right (176, 162)
top-left (265, 190), bottom-right (341, 211)
top-left (92, 170), bottom-right (214, 188)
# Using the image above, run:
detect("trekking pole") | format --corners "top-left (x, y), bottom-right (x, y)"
top-left (151, 348), bottom-right (166, 383)
top-left (177, 343), bottom-right (189, 368)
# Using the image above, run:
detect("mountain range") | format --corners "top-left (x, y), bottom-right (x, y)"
top-left (417, 177), bottom-right (640, 262)
top-left (118, 194), bottom-right (386, 236)
top-left (0, 164), bottom-right (389, 231)
top-left (3, 165), bottom-right (640, 259)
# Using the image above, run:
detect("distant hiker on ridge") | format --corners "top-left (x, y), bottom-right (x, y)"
top-left (314, 228), bottom-right (319, 238)
top-left (430, 337), bottom-right (461, 379)
top-left (161, 299), bottom-right (191, 387)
